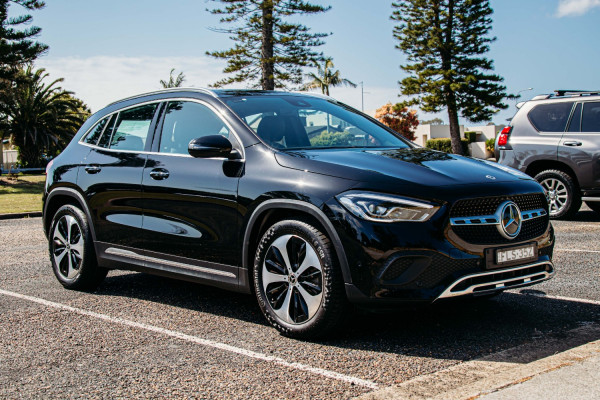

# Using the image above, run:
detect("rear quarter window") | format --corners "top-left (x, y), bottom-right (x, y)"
top-left (528, 102), bottom-right (574, 132)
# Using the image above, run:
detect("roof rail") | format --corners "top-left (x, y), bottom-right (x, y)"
top-left (106, 87), bottom-right (218, 107)
top-left (554, 89), bottom-right (600, 97)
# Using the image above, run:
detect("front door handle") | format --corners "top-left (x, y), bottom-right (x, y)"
top-left (149, 168), bottom-right (170, 180)
top-left (84, 165), bottom-right (101, 174)
top-left (564, 141), bottom-right (582, 147)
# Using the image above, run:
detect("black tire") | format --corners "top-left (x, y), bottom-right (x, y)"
top-left (585, 201), bottom-right (600, 214)
top-left (253, 219), bottom-right (347, 339)
top-left (49, 205), bottom-right (107, 290)
top-left (535, 169), bottom-right (581, 219)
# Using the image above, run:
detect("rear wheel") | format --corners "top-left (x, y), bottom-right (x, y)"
top-left (535, 169), bottom-right (581, 219)
top-left (253, 219), bottom-right (347, 339)
top-left (49, 205), bottom-right (107, 290)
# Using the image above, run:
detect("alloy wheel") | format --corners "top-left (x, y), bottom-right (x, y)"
top-left (541, 177), bottom-right (568, 216)
top-left (262, 234), bottom-right (323, 324)
top-left (52, 214), bottom-right (84, 281)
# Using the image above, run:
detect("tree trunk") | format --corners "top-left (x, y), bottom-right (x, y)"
top-left (261, 1), bottom-right (275, 90)
top-left (446, 91), bottom-right (463, 155)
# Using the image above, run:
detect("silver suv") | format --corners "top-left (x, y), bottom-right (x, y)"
top-left (496, 90), bottom-right (600, 219)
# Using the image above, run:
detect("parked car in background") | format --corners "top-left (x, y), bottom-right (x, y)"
top-left (496, 90), bottom-right (600, 219)
top-left (43, 89), bottom-right (554, 338)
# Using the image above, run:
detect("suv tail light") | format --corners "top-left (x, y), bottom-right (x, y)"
top-left (497, 126), bottom-right (512, 146)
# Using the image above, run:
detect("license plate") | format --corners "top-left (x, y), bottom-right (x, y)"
top-left (496, 245), bottom-right (536, 264)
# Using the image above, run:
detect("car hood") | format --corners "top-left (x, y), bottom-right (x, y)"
top-left (274, 147), bottom-right (531, 187)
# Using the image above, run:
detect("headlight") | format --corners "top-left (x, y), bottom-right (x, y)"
top-left (336, 191), bottom-right (440, 223)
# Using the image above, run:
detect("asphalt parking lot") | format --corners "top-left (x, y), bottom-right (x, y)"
top-left (1, 209), bottom-right (599, 399)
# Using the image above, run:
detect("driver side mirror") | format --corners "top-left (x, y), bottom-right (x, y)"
top-left (188, 135), bottom-right (241, 159)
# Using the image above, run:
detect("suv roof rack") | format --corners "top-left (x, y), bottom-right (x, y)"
top-left (553, 89), bottom-right (600, 97)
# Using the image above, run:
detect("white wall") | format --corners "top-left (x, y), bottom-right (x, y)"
top-left (2, 150), bottom-right (18, 171)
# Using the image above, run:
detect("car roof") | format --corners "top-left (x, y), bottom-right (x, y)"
top-left (107, 87), bottom-right (333, 107)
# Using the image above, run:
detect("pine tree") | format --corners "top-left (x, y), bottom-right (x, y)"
top-left (392, 0), bottom-right (509, 155)
top-left (207, 0), bottom-right (330, 90)
top-left (0, 1), bottom-right (47, 81)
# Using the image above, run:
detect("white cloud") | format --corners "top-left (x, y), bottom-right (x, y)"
top-left (35, 55), bottom-right (444, 122)
top-left (556, 0), bottom-right (600, 17)
top-left (36, 56), bottom-right (226, 112)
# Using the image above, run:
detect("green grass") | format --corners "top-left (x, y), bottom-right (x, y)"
top-left (0, 174), bottom-right (45, 214)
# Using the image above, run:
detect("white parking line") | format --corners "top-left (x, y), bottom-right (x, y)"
top-left (0, 288), bottom-right (378, 390)
top-left (517, 292), bottom-right (600, 306)
top-left (555, 248), bottom-right (600, 253)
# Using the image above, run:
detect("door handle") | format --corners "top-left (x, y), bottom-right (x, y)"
top-left (149, 169), bottom-right (170, 180)
top-left (84, 165), bottom-right (101, 174)
top-left (563, 141), bottom-right (582, 147)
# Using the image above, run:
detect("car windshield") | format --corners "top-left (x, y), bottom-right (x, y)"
top-left (223, 95), bottom-right (412, 150)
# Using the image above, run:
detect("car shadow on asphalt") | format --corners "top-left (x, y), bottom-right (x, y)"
top-left (95, 272), bottom-right (600, 363)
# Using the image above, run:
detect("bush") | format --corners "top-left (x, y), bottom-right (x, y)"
top-left (485, 138), bottom-right (495, 153)
top-left (426, 138), bottom-right (469, 155)
top-left (464, 131), bottom-right (477, 143)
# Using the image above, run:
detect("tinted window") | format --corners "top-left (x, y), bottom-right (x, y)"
top-left (225, 96), bottom-right (410, 150)
top-left (582, 102), bottom-right (600, 132)
top-left (159, 101), bottom-right (230, 154)
top-left (109, 104), bottom-right (158, 151)
top-left (567, 103), bottom-right (582, 132)
top-left (528, 102), bottom-right (574, 132)
top-left (83, 115), bottom-right (112, 145)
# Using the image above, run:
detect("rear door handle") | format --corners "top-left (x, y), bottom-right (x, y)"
top-left (563, 141), bottom-right (582, 147)
top-left (84, 165), bottom-right (101, 174)
top-left (149, 169), bottom-right (170, 180)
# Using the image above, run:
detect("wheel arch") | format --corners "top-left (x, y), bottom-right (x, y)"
top-left (44, 188), bottom-right (96, 241)
top-left (525, 160), bottom-right (579, 188)
top-left (241, 200), bottom-right (352, 291)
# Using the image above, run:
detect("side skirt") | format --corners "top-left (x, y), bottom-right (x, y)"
top-left (95, 242), bottom-right (246, 293)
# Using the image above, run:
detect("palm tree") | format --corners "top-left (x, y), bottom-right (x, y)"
top-left (3, 66), bottom-right (89, 167)
top-left (160, 68), bottom-right (186, 88)
top-left (302, 58), bottom-right (357, 96)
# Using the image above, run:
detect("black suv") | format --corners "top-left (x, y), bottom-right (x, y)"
top-left (44, 89), bottom-right (555, 338)
top-left (496, 90), bottom-right (600, 219)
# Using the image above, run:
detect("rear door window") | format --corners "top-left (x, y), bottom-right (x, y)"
top-left (528, 102), bottom-right (574, 132)
top-left (108, 104), bottom-right (158, 151)
top-left (83, 115), bottom-right (113, 145)
top-left (581, 102), bottom-right (600, 132)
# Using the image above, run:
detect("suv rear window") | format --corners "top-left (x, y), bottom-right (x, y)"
top-left (582, 102), bottom-right (600, 132)
top-left (528, 102), bottom-right (574, 132)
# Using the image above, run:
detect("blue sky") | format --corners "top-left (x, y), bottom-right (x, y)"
top-left (17, 0), bottom-right (600, 124)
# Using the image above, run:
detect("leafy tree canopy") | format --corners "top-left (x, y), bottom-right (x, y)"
top-left (374, 103), bottom-right (419, 141)
top-left (4, 66), bottom-right (90, 167)
top-left (207, 0), bottom-right (330, 90)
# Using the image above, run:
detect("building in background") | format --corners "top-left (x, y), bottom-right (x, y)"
top-left (413, 123), bottom-right (505, 159)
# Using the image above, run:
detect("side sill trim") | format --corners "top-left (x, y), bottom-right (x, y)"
top-left (105, 247), bottom-right (237, 279)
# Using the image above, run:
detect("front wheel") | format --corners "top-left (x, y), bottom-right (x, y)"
top-left (49, 205), bottom-right (107, 290)
top-left (535, 169), bottom-right (581, 219)
top-left (253, 220), bottom-right (347, 339)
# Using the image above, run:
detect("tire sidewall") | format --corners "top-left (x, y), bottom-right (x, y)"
top-left (535, 169), bottom-right (580, 219)
top-left (49, 204), bottom-right (96, 288)
top-left (253, 220), bottom-right (336, 337)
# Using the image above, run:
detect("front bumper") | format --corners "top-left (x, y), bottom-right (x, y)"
top-left (325, 192), bottom-right (555, 304)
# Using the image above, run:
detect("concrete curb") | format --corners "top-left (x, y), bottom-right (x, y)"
top-left (356, 323), bottom-right (600, 400)
top-left (0, 211), bottom-right (42, 220)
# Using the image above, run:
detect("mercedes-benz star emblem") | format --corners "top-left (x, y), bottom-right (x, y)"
top-left (496, 201), bottom-right (522, 239)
